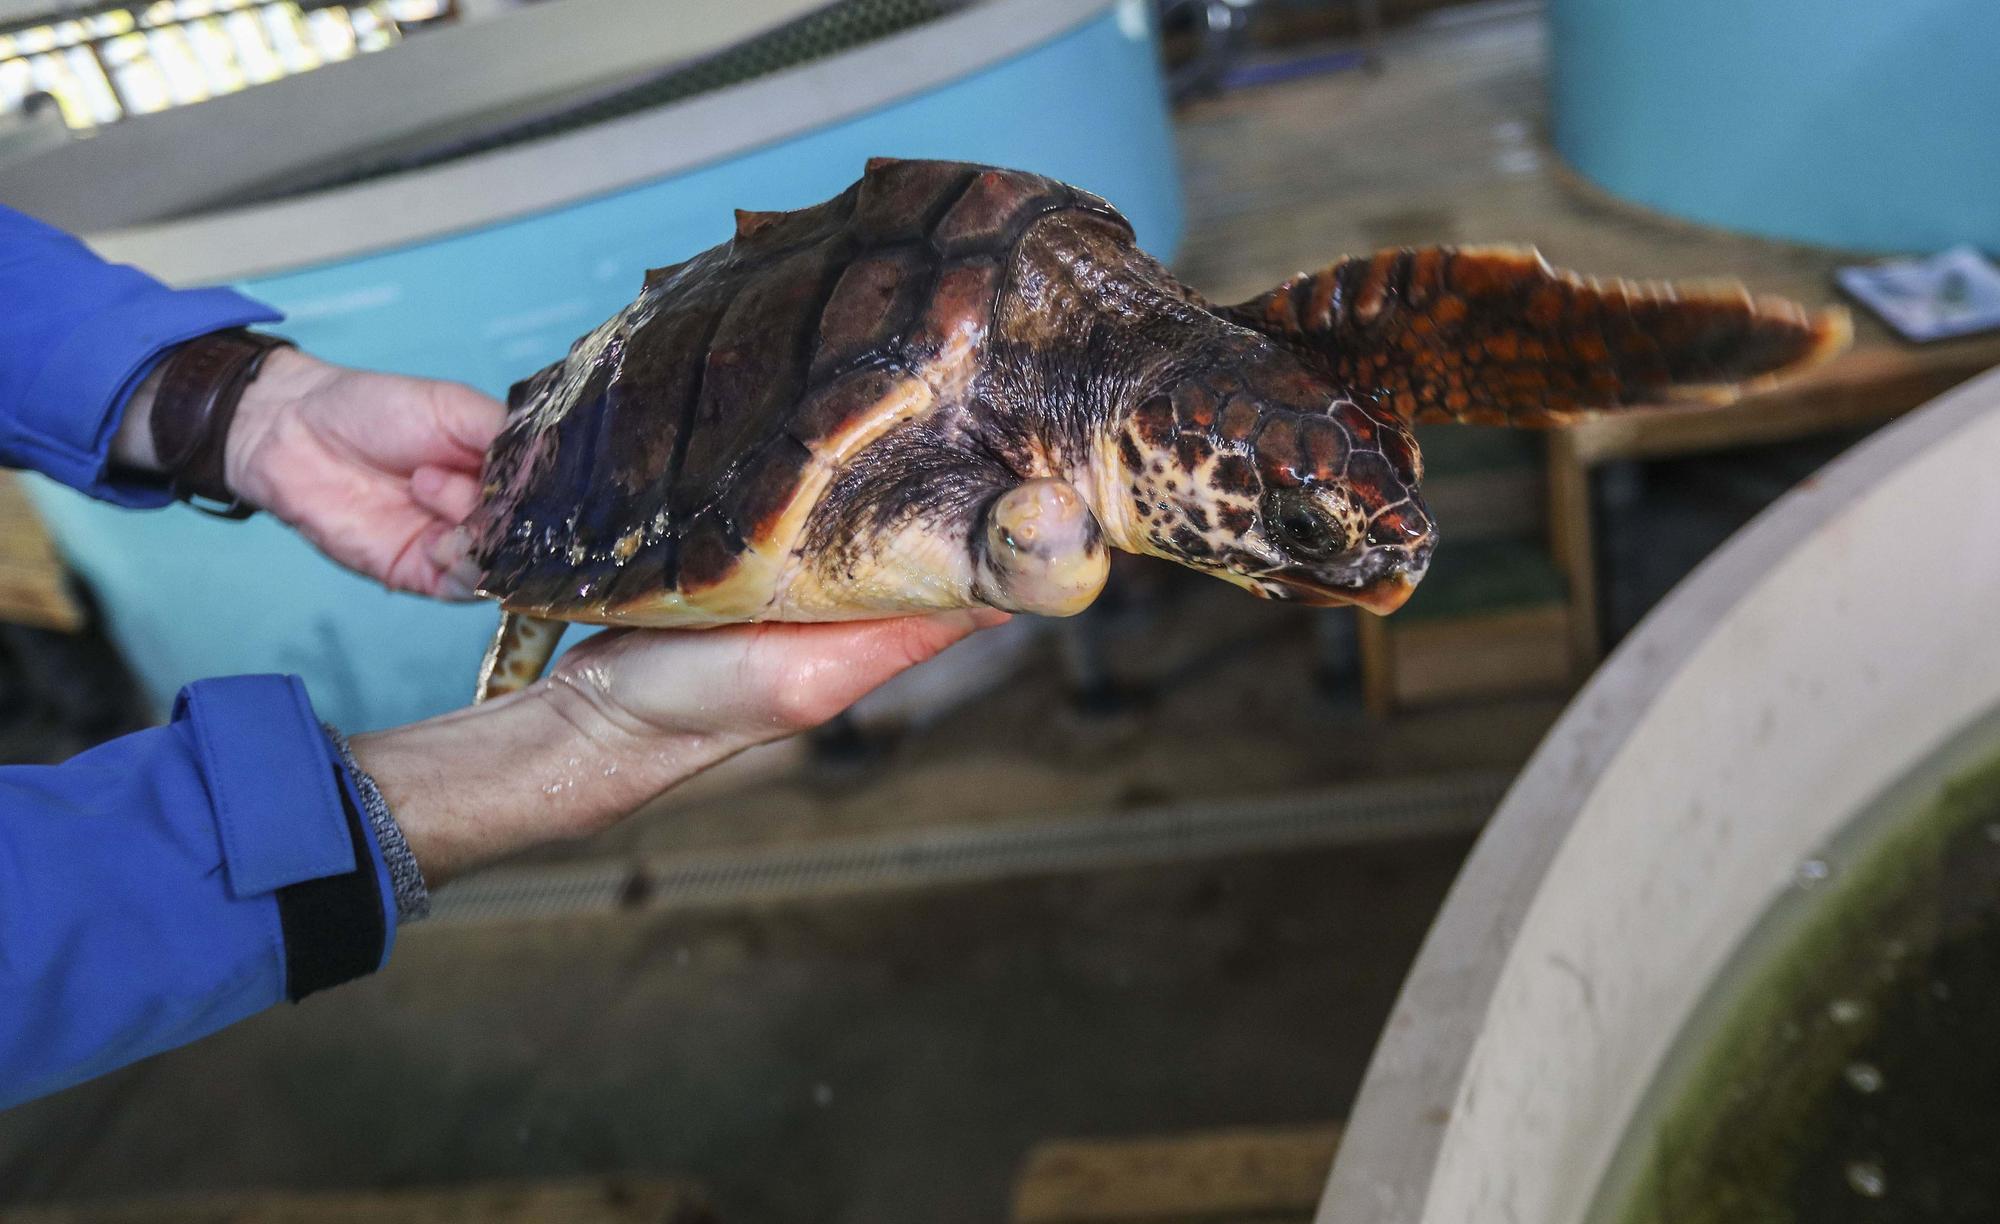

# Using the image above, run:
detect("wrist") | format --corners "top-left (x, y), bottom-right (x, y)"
top-left (221, 346), bottom-right (335, 508)
top-left (528, 671), bottom-right (760, 811)
top-left (110, 362), bottom-right (168, 471)
top-left (110, 328), bottom-right (299, 516)
top-left (347, 683), bottom-right (734, 887)
top-left (324, 724), bottom-right (431, 923)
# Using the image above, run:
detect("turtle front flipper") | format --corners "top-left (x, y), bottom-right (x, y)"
top-left (779, 456), bottom-right (1109, 620)
top-left (1227, 246), bottom-right (1851, 427)
top-left (475, 611), bottom-right (568, 703)
top-left (973, 478), bottom-right (1110, 616)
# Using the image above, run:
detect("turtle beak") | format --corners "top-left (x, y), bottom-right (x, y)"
top-left (1348, 569), bottom-right (1421, 615)
top-left (1269, 541), bottom-right (1432, 614)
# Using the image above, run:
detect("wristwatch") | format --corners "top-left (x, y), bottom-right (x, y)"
top-left (148, 328), bottom-right (295, 519)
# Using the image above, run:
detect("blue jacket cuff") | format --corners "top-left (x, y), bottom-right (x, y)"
top-left (0, 673), bottom-right (395, 1107)
top-left (15, 281), bottom-right (277, 507)
top-left (175, 675), bottom-right (359, 896)
top-left (176, 675), bottom-right (397, 991)
top-left (336, 748), bottom-right (400, 973)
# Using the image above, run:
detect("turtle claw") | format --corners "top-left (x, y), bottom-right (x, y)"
top-left (976, 478), bottom-right (1109, 617)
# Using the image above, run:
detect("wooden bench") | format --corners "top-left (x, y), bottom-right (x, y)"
top-left (1547, 333), bottom-right (2000, 671)
top-left (0, 1177), bottom-right (714, 1224)
top-left (1352, 424), bottom-right (1575, 715)
top-left (0, 472), bottom-right (82, 632)
top-left (1012, 1123), bottom-right (1343, 1224)
top-left (1356, 535), bottom-right (1572, 716)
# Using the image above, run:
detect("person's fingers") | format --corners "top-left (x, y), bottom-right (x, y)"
top-left (781, 609), bottom-right (1009, 688)
top-left (748, 610), bottom-right (1006, 729)
top-left (376, 520), bottom-right (454, 597)
top-left (555, 610), bottom-right (1009, 742)
top-left (428, 526), bottom-right (484, 599)
top-left (426, 381), bottom-right (507, 459)
top-left (410, 464), bottom-right (484, 523)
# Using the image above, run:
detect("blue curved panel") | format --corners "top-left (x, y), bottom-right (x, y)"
top-left (1552, 0), bottom-right (2000, 252)
top-left (31, 2), bottom-right (1182, 731)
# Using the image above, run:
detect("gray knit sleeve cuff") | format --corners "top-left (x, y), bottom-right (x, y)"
top-left (323, 724), bottom-right (431, 923)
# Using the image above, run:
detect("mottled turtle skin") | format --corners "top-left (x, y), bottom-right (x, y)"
top-left (467, 158), bottom-right (1848, 698)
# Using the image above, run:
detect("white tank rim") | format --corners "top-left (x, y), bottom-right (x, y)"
top-left (1320, 366), bottom-right (2000, 1224)
top-left (78, 0), bottom-right (1122, 286)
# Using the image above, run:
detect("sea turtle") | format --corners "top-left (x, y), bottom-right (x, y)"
top-left (466, 157), bottom-right (1848, 700)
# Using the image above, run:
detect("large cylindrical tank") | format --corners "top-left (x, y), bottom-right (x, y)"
top-left (1550, 0), bottom-right (2000, 252)
top-left (1319, 368), bottom-right (2000, 1223)
top-left (5, 0), bottom-right (1182, 731)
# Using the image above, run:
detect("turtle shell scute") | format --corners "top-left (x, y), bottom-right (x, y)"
top-left (471, 159), bottom-right (1136, 615)
top-left (676, 511), bottom-right (741, 592)
top-left (813, 245), bottom-right (934, 381)
top-left (934, 169), bottom-right (1063, 254)
top-left (852, 159), bottom-right (978, 244)
top-left (733, 434), bottom-right (818, 540)
top-left (789, 366), bottom-right (906, 448)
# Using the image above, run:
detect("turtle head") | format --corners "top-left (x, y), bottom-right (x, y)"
top-left (1106, 365), bottom-right (1435, 615)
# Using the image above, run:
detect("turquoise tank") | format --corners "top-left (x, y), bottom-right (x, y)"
top-left (27, 0), bottom-right (1183, 731)
top-left (1551, 0), bottom-right (2000, 252)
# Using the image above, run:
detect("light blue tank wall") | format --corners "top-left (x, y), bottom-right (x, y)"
top-left (1550, 0), bottom-right (2000, 252)
top-left (31, 2), bottom-right (1183, 731)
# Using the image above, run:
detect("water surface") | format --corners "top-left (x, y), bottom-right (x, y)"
top-left (1597, 705), bottom-right (2000, 1224)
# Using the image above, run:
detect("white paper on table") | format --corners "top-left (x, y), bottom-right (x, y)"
top-left (1835, 245), bottom-right (2000, 343)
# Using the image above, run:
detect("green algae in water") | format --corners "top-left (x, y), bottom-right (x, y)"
top-left (1593, 704), bottom-right (2000, 1224)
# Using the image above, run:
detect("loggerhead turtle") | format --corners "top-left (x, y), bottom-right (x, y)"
top-left (466, 158), bottom-right (1849, 700)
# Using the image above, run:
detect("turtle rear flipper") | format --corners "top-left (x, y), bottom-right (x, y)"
top-left (1228, 246), bottom-right (1851, 427)
top-left (475, 611), bottom-right (567, 703)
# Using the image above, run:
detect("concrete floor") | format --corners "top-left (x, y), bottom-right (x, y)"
top-left (0, 839), bottom-right (1469, 1222)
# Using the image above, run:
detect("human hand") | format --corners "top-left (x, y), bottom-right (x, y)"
top-left (226, 350), bottom-right (503, 598)
top-left (349, 610), bottom-right (1008, 885)
top-left (538, 610), bottom-right (1013, 751)
top-left (115, 347), bottom-right (503, 598)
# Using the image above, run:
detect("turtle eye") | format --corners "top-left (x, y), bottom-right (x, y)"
top-left (1261, 488), bottom-right (1347, 560)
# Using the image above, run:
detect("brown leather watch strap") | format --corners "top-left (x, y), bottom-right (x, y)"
top-left (149, 328), bottom-right (294, 519)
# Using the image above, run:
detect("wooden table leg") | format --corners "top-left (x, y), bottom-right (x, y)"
top-left (1355, 609), bottom-right (1396, 718)
top-left (1546, 432), bottom-right (1600, 678)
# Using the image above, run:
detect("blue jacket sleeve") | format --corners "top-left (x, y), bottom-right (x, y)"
top-left (0, 675), bottom-right (397, 1109)
top-left (0, 204), bottom-right (280, 505)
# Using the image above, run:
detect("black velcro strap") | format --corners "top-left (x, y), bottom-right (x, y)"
top-left (276, 767), bottom-right (388, 1001)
